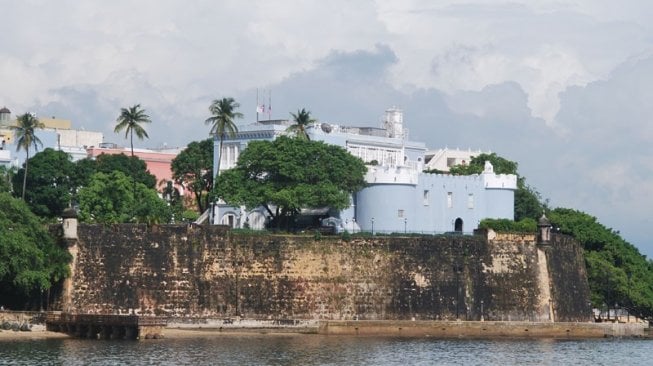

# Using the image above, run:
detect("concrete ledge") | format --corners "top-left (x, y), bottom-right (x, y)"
top-left (318, 320), bottom-right (650, 338)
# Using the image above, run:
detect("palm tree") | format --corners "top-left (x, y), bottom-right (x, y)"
top-left (114, 104), bottom-right (151, 158)
top-left (205, 97), bottom-right (242, 176)
top-left (287, 108), bottom-right (316, 141)
top-left (114, 104), bottom-right (151, 221)
top-left (11, 113), bottom-right (44, 200)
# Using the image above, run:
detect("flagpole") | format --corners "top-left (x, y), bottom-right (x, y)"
top-left (268, 89), bottom-right (271, 120)
top-left (256, 88), bottom-right (259, 123)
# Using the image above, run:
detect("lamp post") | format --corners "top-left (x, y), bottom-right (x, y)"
top-left (371, 217), bottom-right (375, 236)
top-left (404, 218), bottom-right (407, 234)
top-left (480, 300), bottom-right (484, 321)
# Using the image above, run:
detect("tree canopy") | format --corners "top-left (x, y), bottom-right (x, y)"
top-left (77, 171), bottom-right (171, 224)
top-left (549, 208), bottom-right (653, 320)
top-left (12, 148), bottom-right (76, 218)
top-left (205, 97), bottom-right (242, 177)
top-left (214, 136), bottom-right (367, 229)
top-left (0, 192), bottom-right (70, 309)
top-left (114, 104), bottom-right (151, 158)
top-left (171, 139), bottom-right (213, 213)
top-left (287, 108), bottom-right (316, 140)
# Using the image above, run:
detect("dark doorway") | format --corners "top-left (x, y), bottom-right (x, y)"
top-left (454, 218), bottom-right (463, 233)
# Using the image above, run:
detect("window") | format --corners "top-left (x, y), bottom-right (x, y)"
top-left (398, 209), bottom-right (404, 218)
top-left (423, 190), bottom-right (430, 206)
top-left (468, 193), bottom-right (474, 209)
top-left (447, 158), bottom-right (456, 167)
top-left (447, 192), bottom-right (453, 208)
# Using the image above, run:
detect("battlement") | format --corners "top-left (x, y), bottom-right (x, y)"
top-left (366, 165), bottom-right (418, 184)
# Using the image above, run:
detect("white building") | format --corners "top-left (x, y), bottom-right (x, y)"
top-left (211, 108), bottom-right (517, 234)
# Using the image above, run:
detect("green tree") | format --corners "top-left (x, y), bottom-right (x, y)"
top-left (205, 97), bottom-right (242, 176)
top-left (11, 113), bottom-right (44, 200)
top-left (12, 148), bottom-right (76, 218)
top-left (114, 104), bottom-right (151, 158)
top-left (287, 108), bottom-right (316, 140)
top-left (214, 136), bottom-right (367, 229)
top-left (0, 192), bottom-right (70, 309)
top-left (92, 154), bottom-right (156, 188)
top-left (77, 171), bottom-right (171, 224)
top-left (0, 165), bottom-right (15, 193)
top-left (114, 104), bottom-right (152, 215)
top-left (549, 208), bottom-right (653, 320)
top-left (171, 139), bottom-right (214, 213)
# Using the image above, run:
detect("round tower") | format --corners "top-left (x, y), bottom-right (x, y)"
top-left (383, 107), bottom-right (404, 138)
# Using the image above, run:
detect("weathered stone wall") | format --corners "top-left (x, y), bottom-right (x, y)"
top-left (63, 224), bottom-right (590, 322)
top-left (547, 234), bottom-right (593, 321)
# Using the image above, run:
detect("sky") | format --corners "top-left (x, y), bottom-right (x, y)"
top-left (2, 1), bottom-right (653, 256)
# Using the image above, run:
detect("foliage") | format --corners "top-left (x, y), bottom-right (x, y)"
top-left (12, 148), bottom-right (76, 218)
top-left (171, 139), bottom-right (214, 213)
top-left (205, 97), bottom-right (242, 178)
top-left (214, 136), bottom-right (367, 229)
top-left (448, 153), bottom-right (517, 175)
top-left (181, 209), bottom-right (200, 222)
top-left (0, 165), bottom-right (15, 193)
top-left (0, 192), bottom-right (70, 309)
top-left (11, 113), bottom-right (45, 200)
top-left (114, 104), bottom-right (151, 158)
top-left (77, 171), bottom-right (171, 224)
top-left (92, 154), bottom-right (156, 189)
top-left (478, 218), bottom-right (537, 233)
top-left (549, 208), bottom-right (653, 320)
top-left (287, 108), bottom-right (316, 140)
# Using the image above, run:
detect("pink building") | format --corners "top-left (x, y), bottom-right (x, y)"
top-left (86, 144), bottom-right (183, 194)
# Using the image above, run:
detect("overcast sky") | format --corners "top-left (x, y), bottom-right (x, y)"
top-left (2, 1), bottom-right (653, 257)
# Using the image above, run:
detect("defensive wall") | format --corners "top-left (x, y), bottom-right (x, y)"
top-left (55, 223), bottom-right (592, 323)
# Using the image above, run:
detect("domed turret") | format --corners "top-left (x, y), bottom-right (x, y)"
top-left (537, 213), bottom-right (552, 246)
top-left (0, 107), bottom-right (10, 125)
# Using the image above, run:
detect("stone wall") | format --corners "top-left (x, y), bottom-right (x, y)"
top-left (62, 224), bottom-right (591, 322)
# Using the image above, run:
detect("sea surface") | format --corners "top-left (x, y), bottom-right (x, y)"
top-left (0, 335), bottom-right (650, 365)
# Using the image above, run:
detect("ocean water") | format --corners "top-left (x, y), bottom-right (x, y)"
top-left (0, 335), bottom-right (650, 366)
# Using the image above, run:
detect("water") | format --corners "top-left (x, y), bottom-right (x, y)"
top-left (0, 335), bottom-right (650, 365)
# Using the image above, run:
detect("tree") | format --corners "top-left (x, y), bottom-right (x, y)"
top-left (11, 113), bottom-right (44, 200)
top-left (77, 171), bottom-right (171, 224)
top-left (0, 192), bottom-right (70, 309)
top-left (91, 153), bottom-right (156, 188)
top-left (12, 148), bottom-right (76, 218)
top-left (171, 139), bottom-right (214, 213)
top-left (205, 97), bottom-right (242, 176)
top-left (549, 208), bottom-right (653, 320)
top-left (114, 104), bottom-right (152, 216)
top-left (0, 165), bottom-right (15, 194)
top-left (114, 104), bottom-right (151, 158)
top-left (287, 108), bottom-right (316, 140)
top-left (214, 136), bottom-right (367, 229)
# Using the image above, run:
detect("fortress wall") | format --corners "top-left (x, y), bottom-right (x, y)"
top-left (65, 225), bottom-right (590, 322)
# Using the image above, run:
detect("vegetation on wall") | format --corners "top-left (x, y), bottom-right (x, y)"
top-left (548, 208), bottom-right (653, 320)
top-left (448, 153), bottom-right (653, 320)
top-left (478, 218), bottom-right (537, 233)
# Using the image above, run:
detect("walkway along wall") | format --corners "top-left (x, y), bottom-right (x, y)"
top-left (58, 224), bottom-right (591, 322)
